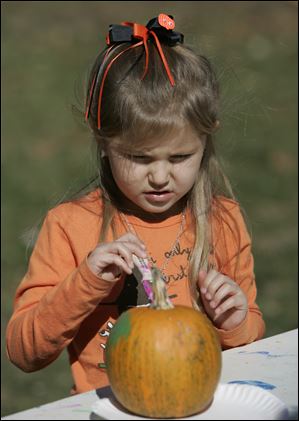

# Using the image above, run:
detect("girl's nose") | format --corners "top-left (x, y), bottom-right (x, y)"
top-left (148, 161), bottom-right (170, 187)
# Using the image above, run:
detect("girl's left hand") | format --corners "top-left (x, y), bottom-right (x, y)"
top-left (198, 269), bottom-right (248, 331)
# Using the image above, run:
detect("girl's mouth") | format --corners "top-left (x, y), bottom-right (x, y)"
top-left (144, 191), bottom-right (174, 203)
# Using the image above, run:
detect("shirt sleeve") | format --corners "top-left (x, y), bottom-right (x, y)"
top-left (211, 198), bottom-right (266, 348)
top-left (5, 209), bottom-right (117, 372)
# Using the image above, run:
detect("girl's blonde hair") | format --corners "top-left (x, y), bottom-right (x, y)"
top-left (85, 41), bottom-right (240, 310)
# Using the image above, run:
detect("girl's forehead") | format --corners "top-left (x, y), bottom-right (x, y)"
top-left (109, 125), bottom-right (205, 152)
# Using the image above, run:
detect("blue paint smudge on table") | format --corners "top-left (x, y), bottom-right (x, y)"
top-left (228, 380), bottom-right (276, 390)
top-left (237, 350), bottom-right (296, 358)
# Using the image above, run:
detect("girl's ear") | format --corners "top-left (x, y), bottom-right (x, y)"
top-left (101, 142), bottom-right (108, 158)
top-left (214, 120), bottom-right (220, 130)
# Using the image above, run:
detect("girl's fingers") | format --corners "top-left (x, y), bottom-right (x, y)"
top-left (102, 253), bottom-right (133, 275)
top-left (110, 243), bottom-right (135, 268)
top-left (106, 242), bottom-right (147, 267)
top-left (210, 283), bottom-right (236, 308)
top-left (213, 295), bottom-right (247, 320)
top-left (213, 296), bottom-right (237, 319)
top-left (89, 234), bottom-right (148, 279)
top-left (198, 269), bottom-right (248, 329)
top-left (199, 269), bottom-right (219, 294)
top-left (198, 270), bottom-right (207, 285)
top-left (115, 238), bottom-right (147, 259)
top-left (202, 272), bottom-right (230, 299)
top-left (121, 241), bottom-right (148, 259)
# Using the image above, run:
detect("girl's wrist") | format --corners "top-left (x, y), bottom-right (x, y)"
top-left (86, 253), bottom-right (99, 276)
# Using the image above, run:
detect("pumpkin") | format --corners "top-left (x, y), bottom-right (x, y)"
top-left (105, 268), bottom-right (222, 418)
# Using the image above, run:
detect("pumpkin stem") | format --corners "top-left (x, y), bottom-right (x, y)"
top-left (150, 267), bottom-right (174, 310)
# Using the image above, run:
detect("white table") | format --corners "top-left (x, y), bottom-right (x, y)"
top-left (2, 329), bottom-right (298, 420)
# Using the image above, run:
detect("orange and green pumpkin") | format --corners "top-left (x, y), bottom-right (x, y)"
top-left (105, 268), bottom-right (222, 418)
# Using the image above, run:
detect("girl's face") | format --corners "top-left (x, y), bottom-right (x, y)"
top-left (106, 125), bottom-right (206, 218)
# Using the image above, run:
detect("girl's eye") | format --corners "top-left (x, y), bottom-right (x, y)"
top-left (120, 153), bottom-right (151, 163)
top-left (129, 155), bottom-right (151, 163)
top-left (170, 154), bottom-right (193, 162)
top-left (122, 153), bottom-right (193, 163)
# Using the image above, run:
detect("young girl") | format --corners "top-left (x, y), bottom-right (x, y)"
top-left (6, 14), bottom-right (265, 395)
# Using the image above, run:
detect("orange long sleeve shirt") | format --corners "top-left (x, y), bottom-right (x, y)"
top-left (6, 189), bottom-right (265, 394)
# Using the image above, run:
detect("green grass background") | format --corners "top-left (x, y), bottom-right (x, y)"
top-left (1, 1), bottom-right (298, 417)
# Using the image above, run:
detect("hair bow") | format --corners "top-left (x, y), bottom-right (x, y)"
top-left (107, 14), bottom-right (184, 47)
top-left (85, 14), bottom-right (184, 129)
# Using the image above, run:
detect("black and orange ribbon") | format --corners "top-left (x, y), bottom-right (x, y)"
top-left (85, 14), bottom-right (184, 129)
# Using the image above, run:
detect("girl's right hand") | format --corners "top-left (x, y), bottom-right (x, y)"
top-left (86, 233), bottom-right (147, 282)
